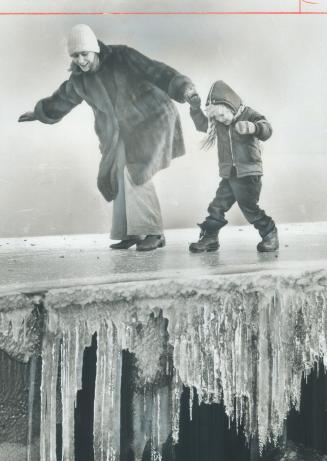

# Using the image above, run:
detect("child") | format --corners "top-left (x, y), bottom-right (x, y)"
top-left (189, 80), bottom-right (278, 253)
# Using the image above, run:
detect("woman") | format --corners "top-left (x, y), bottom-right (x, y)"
top-left (19, 24), bottom-right (199, 251)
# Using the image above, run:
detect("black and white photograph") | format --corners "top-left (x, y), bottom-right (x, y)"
top-left (1, 1), bottom-right (327, 460)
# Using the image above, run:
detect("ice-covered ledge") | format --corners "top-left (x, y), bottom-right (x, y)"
top-left (1, 222), bottom-right (327, 295)
top-left (1, 222), bottom-right (327, 461)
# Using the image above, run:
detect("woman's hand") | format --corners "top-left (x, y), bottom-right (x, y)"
top-left (184, 86), bottom-right (201, 109)
top-left (18, 111), bottom-right (36, 122)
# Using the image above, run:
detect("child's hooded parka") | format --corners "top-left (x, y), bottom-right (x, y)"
top-left (190, 80), bottom-right (273, 177)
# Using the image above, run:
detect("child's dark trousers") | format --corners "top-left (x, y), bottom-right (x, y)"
top-left (207, 168), bottom-right (275, 237)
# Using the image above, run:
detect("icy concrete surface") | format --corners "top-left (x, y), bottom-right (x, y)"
top-left (1, 222), bottom-right (327, 460)
top-left (1, 222), bottom-right (327, 295)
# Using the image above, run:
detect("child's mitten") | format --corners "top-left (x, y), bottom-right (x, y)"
top-left (235, 121), bottom-right (256, 135)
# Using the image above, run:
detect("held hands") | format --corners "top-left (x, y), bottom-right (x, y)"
top-left (235, 121), bottom-right (256, 135)
top-left (184, 85), bottom-right (201, 109)
top-left (18, 111), bottom-right (36, 122)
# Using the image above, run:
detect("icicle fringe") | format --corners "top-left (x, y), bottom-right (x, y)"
top-left (34, 270), bottom-right (327, 458)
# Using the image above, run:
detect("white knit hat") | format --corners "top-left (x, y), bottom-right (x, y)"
top-left (67, 24), bottom-right (100, 55)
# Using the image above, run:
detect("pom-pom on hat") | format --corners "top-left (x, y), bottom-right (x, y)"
top-left (67, 24), bottom-right (100, 55)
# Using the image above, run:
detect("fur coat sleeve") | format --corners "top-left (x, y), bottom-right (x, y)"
top-left (121, 46), bottom-right (193, 103)
top-left (34, 79), bottom-right (83, 123)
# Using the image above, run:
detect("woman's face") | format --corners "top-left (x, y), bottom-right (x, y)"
top-left (70, 51), bottom-right (97, 72)
top-left (205, 104), bottom-right (234, 126)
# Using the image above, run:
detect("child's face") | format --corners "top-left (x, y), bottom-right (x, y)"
top-left (70, 51), bottom-right (98, 72)
top-left (205, 104), bottom-right (234, 126)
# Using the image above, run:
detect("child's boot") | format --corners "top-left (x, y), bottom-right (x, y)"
top-left (189, 220), bottom-right (220, 253)
top-left (257, 227), bottom-right (279, 252)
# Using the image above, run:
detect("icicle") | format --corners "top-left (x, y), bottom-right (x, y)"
top-left (60, 329), bottom-right (76, 460)
top-left (171, 374), bottom-right (183, 444)
top-left (93, 320), bottom-right (122, 461)
top-left (40, 335), bottom-right (60, 461)
top-left (257, 296), bottom-right (270, 451)
top-left (27, 355), bottom-right (38, 461)
top-left (159, 384), bottom-right (170, 446)
top-left (150, 392), bottom-right (162, 461)
top-left (132, 389), bottom-right (148, 461)
top-left (189, 386), bottom-right (194, 421)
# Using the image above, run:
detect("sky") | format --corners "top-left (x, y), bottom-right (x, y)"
top-left (0, 0), bottom-right (302, 13)
top-left (1, 0), bottom-right (327, 236)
